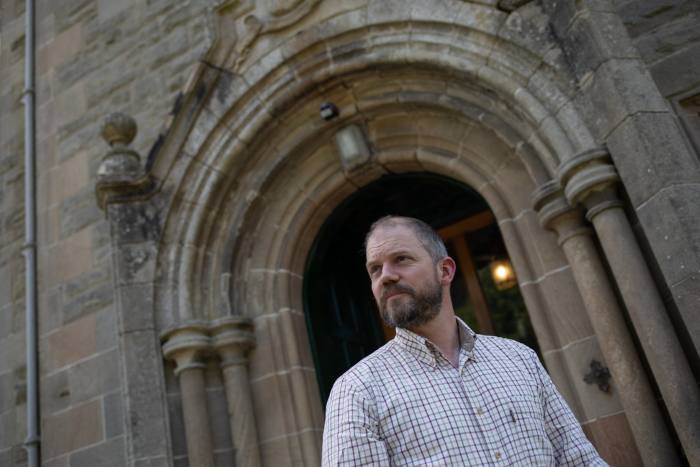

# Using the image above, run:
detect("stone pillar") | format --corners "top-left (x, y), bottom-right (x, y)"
top-left (162, 325), bottom-right (216, 467)
top-left (533, 182), bottom-right (679, 466)
top-left (212, 317), bottom-right (261, 467)
top-left (560, 149), bottom-right (700, 465)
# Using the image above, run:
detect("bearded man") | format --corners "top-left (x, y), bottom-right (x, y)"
top-left (321, 215), bottom-right (607, 466)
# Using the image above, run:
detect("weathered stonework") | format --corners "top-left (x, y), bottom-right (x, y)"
top-left (1, 0), bottom-right (699, 466)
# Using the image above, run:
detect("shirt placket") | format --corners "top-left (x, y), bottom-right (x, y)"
top-left (459, 351), bottom-right (509, 465)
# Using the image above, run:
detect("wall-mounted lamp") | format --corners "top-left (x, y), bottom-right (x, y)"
top-left (490, 259), bottom-right (517, 290)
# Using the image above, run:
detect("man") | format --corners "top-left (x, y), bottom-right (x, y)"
top-left (322, 216), bottom-right (607, 466)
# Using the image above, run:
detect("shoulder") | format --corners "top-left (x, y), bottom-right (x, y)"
top-left (474, 334), bottom-right (540, 371)
top-left (476, 334), bottom-right (536, 355)
top-left (329, 341), bottom-right (399, 399)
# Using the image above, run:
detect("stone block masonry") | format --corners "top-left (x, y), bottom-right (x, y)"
top-left (1, 0), bottom-right (699, 465)
top-left (0, 0), bottom-right (214, 464)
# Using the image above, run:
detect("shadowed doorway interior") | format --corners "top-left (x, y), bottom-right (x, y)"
top-left (303, 173), bottom-right (539, 405)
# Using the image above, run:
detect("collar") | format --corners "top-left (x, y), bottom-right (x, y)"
top-left (394, 317), bottom-right (477, 368)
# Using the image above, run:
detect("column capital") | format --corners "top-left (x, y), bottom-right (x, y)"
top-left (558, 148), bottom-right (619, 207)
top-left (211, 316), bottom-right (256, 368)
top-left (161, 323), bottom-right (211, 375)
top-left (532, 180), bottom-right (591, 245)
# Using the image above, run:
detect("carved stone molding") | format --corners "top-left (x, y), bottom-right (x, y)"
top-left (161, 324), bottom-right (211, 374)
top-left (532, 180), bottom-right (572, 228)
top-left (497, 0), bottom-right (535, 13)
top-left (558, 148), bottom-right (619, 208)
top-left (532, 180), bottom-right (591, 245)
top-left (211, 316), bottom-right (256, 367)
top-left (206, 0), bottom-right (321, 71)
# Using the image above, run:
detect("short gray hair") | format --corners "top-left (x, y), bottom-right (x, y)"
top-left (364, 215), bottom-right (447, 263)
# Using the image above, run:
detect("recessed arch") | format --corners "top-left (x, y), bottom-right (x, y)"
top-left (219, 123), bottom-right (595, 464)
top-left (150, 13), bottom-right (613, 465)
top-left (153, 14), bottom-right (601, 330)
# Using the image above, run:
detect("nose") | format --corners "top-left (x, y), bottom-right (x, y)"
top-left (378, 263), bottom-right (399, 285)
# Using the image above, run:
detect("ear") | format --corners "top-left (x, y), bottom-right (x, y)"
top-left (437, 256), bottom-right (456, 285)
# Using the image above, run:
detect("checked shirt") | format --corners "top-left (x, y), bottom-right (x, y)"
top-left (322, 319), bottom-right (607, 466)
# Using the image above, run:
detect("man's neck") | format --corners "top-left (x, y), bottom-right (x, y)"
top-left (409, 307), bottom-right (460, 368)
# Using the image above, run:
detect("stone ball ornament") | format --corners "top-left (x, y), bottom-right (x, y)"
top-left (101, 112), bottom-right (138, 147)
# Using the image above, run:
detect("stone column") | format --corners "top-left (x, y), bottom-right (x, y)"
top-left (162, 325), bottom-right (216, 467)
top-left (560, 149), bottom-right (700, 465)
top-left (533, 182), bottom-right (679, 466)
top-left (212, 317), bottom-right (261, 467)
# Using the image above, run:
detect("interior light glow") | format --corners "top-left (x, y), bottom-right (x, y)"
top-left (490, 259), bottom-right (517, 290)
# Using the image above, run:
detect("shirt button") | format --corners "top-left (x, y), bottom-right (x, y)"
top-left (476, 407), bottom-right (483, 415)
top-left (495, 452), bottom-right (502, 460)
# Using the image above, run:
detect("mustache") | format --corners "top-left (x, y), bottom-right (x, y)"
top-left (381, 284), bottom-right (416, 302)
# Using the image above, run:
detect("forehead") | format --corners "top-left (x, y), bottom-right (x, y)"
top-left (365, 224), bottom-right (426, 260)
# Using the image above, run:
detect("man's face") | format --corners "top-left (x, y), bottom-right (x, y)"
top-left (365, 224), bottom-right (443, 329)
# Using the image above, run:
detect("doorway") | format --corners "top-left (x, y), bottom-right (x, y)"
top-left (303, 173), bottom-right (539, 404)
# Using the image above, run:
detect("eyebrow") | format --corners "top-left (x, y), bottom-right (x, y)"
top-left (365, 249), bottom-right (413, 269)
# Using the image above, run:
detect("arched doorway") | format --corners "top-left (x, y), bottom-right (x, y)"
top-left (304, 173), bottom-right (539, 404)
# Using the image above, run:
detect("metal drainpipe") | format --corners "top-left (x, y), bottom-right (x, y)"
top-left (22, 0), bottom-right (40, 465)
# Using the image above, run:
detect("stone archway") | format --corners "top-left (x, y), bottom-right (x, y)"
top-left (221, 92), bottom-right (617, 464)
top-left (123, 5), bottom-right (688, 466)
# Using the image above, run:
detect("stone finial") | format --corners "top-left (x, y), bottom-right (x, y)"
top-left (101, 112), bottom-right (137, 147)
top-left (96, 112), bottom-right (153, 210)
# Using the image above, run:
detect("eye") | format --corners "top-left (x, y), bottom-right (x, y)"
top-left (368, 265), bottom-right (380, 276)
top-left (396, 255), bottom-right (409, 262)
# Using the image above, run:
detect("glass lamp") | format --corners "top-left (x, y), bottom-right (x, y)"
top-left (490, 259), bottom-right (517, 290)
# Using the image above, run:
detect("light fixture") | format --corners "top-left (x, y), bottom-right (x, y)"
top-left (320, 102), bottom-right (339, 120)
top-left (490, 259), bottom-right (517, 290)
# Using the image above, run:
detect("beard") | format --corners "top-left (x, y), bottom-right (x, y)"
top-left (378, 276), bottom-right (443, 329)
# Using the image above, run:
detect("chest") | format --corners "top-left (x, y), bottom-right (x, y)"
top-left (373, 354), bottom-right (546, 452)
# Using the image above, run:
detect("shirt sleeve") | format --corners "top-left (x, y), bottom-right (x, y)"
top-left (530, 351), bottom-right (609, 467)
top-left (322, 376), bottom-right (391, 466)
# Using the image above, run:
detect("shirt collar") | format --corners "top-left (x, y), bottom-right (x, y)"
top-left (394, 317), bottom-right (477, 367)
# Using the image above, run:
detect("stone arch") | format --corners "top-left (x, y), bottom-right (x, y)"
top-left (154, 14), bottom-right (599, 325)
top-left (220, 99), bottom-right (600, 463)
top-left (153, 8), bottom-right (629, 466)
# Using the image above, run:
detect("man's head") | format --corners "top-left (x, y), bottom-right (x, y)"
top-left (364, 216), bottom-right (455, 329)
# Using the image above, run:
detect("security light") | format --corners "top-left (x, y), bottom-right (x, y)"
top-left (320, 102), bottom-right (339, 120)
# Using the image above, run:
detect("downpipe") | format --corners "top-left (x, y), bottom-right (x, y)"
top-left (22, 0), bottom-right (40, 465)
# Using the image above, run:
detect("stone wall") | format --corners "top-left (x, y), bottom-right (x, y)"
top-left (0, 0), bottom-right (210, 465)
top-left (614, 0), bottom-right (700, 370)
top-left (616, 0), bottom-right (700, 97)
top-left (0, 0), bottom-right (698, 466)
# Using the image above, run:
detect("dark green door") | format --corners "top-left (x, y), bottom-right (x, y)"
top-left (304, 209), bottom-right (386, 405)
